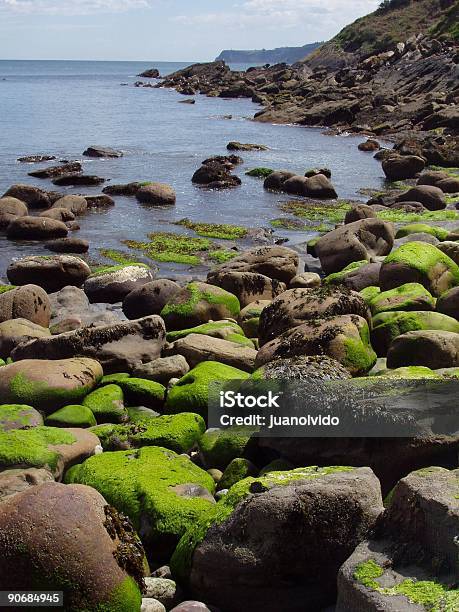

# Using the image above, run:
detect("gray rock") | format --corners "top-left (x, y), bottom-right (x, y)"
top-left (133, 355), bottom-right (189, 385)
top-left (144, 577), bottom-right (182, 609)
top-left (7, 255), bottom-right (91, 293)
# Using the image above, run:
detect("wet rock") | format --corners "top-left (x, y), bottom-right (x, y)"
top-left (17, 155), bottom-right (56, 163)
top-left (387, 330), bottom-right (459, 369)
top-left (40, 207), bottom-right (75, 222)
top-left (358, 139), bottom-right (380, 151)
top-left (263, 170), bottom-right (296, 191)
top-left (436, 176), bottom-right (459, 193)
top-left (382, 155), bottom-right (425, 180)
top-left (344, 204), bottom-right (376, 224)
top-left (207, 270), bottom-right (286, 308)
top-left (283, 174), bottom-right (338, 199)
top-left (254, 354), bottom-right (352, 381)
top-left (28, 162), bottom-right (82, 179)
top-left (123, 279), bottom-right (181, 320)
top-left (83, 145), bottom-right (123, 158)
top-left (2, 184), bottom-right (51, 209)
top-left (0, 197), bottom-right (28, 229)
top-left (238, 300), bottom-right (271, 337)
top-left (144, 577), bottom-right (182, 609)
top-left (133, 355), bottom-right (190, 385)
top-left (7, 255), bottom-right (91, 293)
top-left (142, 599), bottom-right (166, 612)
top-left (289, 272), bottom-right (321, 288)
top-left (0, 284), bottom-right (51, 327)
top-left (84, 265), bottom-right (156, 304)
top-left (192, 163), bottom-right (241, 189)
top-left (436, 286), bottom-right (459, 320)
top-left (45, 237), bottom-right (89, 254)
top-left (12, 316), bottom-right (166, 374)
top-left (0, 318), bottom-right (51, 358)
top-left (84, 194), bottom-right (115, 208)
top-left (0, 404), bottom-right (44, 432)
top-left (53, 174), bottom-right (105, 187)
top-left (52, 194), bottom-right (88, 216)
top-left (137, 68), bottom-right (160, 78)
top-left (209, 246), bottom-right (298, 284)
top-left (0, 468), bottom-right (54, 501)
top-left (7, 216), bottom-right (68, 240)
top-left (395, 185), bottom-right (446, 211)
top-left (103, 182), bottom-right (142, 196)
top-left (226, 141), bottom-right (268, 151)
top-left (136, 183), bottom-right (177, 206)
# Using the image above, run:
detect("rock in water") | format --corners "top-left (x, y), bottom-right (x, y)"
top-left (83, 145), bottom-right (123, 158)
top-left (7, 216), bottom-right (68, 240)
top-left (2, 184), bottom-right (51, 209)
top-left (7, 255), bottom-right (91, 293)
top-left (0, 482), bottom-right (144, 611)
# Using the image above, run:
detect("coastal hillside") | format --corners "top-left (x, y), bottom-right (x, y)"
top-left (304, 0), bottom-right (459, 69)
top-left (216, 42), bottom-right (322, 65)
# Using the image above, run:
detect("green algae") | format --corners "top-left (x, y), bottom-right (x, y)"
top-left (166, 321), bottom-right (245, 343)
top-left (217, 457), bottom-right (258, 491)
top-left (0, 285), bottom-right (16, 294)
top-left (45, 405), bottom-right (97, 428)
top-left (98, 249), bottom-right (143, 266)
top-left (100, 373), bottom-right (131, 385)
top-left (0, 404), bottom-right (42, 431)
top-left (83, 384), bottom-right (127, 424)
top-left (123, 233), bottom-right (212, 265)
top-left (360, 286), bottom-right (381, 304)
top-left (395, 224), bottom-right (450, 240)
top-left (208, 250), bottom-right (239, 264)
top-left (324, 260), bottom-right (368, 285)
top-left (245, 167), bottom-right (274, 178)
top-left (115, 378), bottom-right (165, 410)
top-left (176, 219), bottom-right (248, 240)
top-left (90, 263), bottom-right (150, 277)
top-left (199, 426), bottom-right (255, 470)
top-left (369, 283), bottom-right (435, 315)
top-left (8, 372), bottom-right (97, 410)
top-left (96, 576), bottom-right (142, 612)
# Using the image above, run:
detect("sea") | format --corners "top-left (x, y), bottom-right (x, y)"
top-left (0, 60), bottom-right (390, 279)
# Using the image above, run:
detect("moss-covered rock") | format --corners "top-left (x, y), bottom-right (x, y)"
top-left (115, 378), bottom-right (165, 410)
top-left (380, 242), bottom-right (459, 297)
top-left (198, 427), bottom-right (255, 471)
top-left (371, 310), bottom-right (459, 356)
top-left (376, 366), bottom-right (441, 379)
top-left (0, 404), bottom-right (43, 431)
top-left (83, 384), bottom-right (128, 424)
top-left (324, 260), bottom-right (368, 285)
top-left (259, 458), bottom-right (294, 476)
top-left (65, 446), bottom-right (216, 560)
top-left (395, 223), bottom-right (450, 241)
top-left (166, 321), bottom-right (245, 343)
top-left (369, 283), bottom-right (435, 315)
top-left (161, 282), bottom-right (240, 331)
top-left (100, 373), bottom-right (131, 385)
top-left (45, 405), bottom-right (97, 428)
top-left (245, 168), bottom-right (274, 178)
top-left (238, 300), bottom-right (271, 338)
top-left (360, 286), bottom-right (381, 304)
top-left (165, 361), bottom-right (249, 418)
top-left (217, 457), bottom-right (258, 491)
top-left (90, 413), bottom-right (205, 453)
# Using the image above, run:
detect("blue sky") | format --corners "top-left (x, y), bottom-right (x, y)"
top-left (0, 1), bottom-right (380, 61)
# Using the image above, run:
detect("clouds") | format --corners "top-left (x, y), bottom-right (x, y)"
top-left (0, 0), bottom-right (150, 16)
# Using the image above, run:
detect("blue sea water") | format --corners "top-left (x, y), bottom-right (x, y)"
top-left (0, 60), bottom-right (389, 279)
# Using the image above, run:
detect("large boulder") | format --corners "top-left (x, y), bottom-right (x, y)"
top-left (0, 404), bottom-right (43, 431)
top-left (53, 174), bottom-right (105, 187)
top-left (206, 246), bottom-right (298, 284)
top-left (395, 185), bottom-right (446, 211)
top-left (368, 282), bottom-right (435, 315)
top-left (283, 174), bottom-right (338, 199)
top-left (136, 183), bottom-right (176, 206)
top-left (84, 264), bottom-right (156, 304)
top-left (40, 207), bottom-right (75, 222)
top-left (66, 446), bottom-right (216, 560)
top-left (123, 279), bottom-right (180, 319)
top-left (382, 155), bottom-right (425, 180)
top-left (207, 270), bottom-right (286, 308)
top-left (253, 354), bottom-right (352, 382)
top-left (256, 314), bottom-right (377, 376)
top-left (0, 358), bottom-right (103, 411)
top-left (2, 184), bottom-right (51, 209)
top-left (263, 170), bottom-right (296, 191)
top-left (0, 284), bottom-right (51, 327)
top-left (387, 330), bottom-right (459, 369)
top-left (161, 282), bottom-right (240, 330)
top-left (379, 242), bottom-right (459, 297)
top-left (7, 255), bottom-right (91, 293)
top-left (344, 204), bottom-right (376, 224)
top-left (45, 237), bottom-right (90, 254)
top-left (436, 286), bottom-right (459, 320)
top-left (191, 164), bottom-right (241, 189)
top-left (0, 482), bottom-right (144, 610)
top-left (258, 286), bottom-right (370, 346)
top-left (0, 318), bottom-right (51, 358)
top-left (172, 467), bottom-right (383, 612)
top-left (11, 316), bottom-right (166, 374)
top-left (315, 219), bottom-right (394, 275)
top-left (52, 194), bottom-right (88, 216)
top-left (0, 197), bottom-right (28, 229)
top-left (326, 262), bottom-right (382, 292)
top-left (7, 216), bottom-right (68, 240)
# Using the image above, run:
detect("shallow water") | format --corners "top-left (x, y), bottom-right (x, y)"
top-left (0, 60), bottom-right (389, 280)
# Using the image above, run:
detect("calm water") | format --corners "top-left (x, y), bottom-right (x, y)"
top-left (0, 60), bottom-right (388, 280)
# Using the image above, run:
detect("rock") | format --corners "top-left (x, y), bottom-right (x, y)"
top-left (344, 204), bottom-right (376, 224)
top-left (0, 482), bottom-right (144, 609)
top-left (395, 185), bottom-right (446, 211)
top-left (387, 330), bottom-right (459, 369)
top-left (84, 194), bottom-right (115, 208)
top-left (283, 174), bottom-right (338, 199)
top-left (379, 242), bottom-right (459, 297)
top-left (11, 316), bottom-right (166, 375)
top-left (136, 183), bottom-right (176, 206)
top-left (45, 237), bottom-right (89, 254)
top-left (325, 262), bottom-right (382, 292)
top-left (170, 603), bottom-right (213, 612)
top-left (114, 378), bottom-right (165, 410)
top-left (207, 246), bottom-right (298, 284)
top-left (315, 218), bottom-right (394, 275)
top-left (53, 174), bottom-right (105, 187)
top-left (191, 163), bottom-right (241, 189)
top-left (358, 139), bottom-right (380, 151)
top-left (0, 285), bottom-right (51, 327)
top-left (132, 355), bottom-right (190, 385)
top-left (389, 200), bottom-right (427, 214)
top-left (289, 272), bottom-right (321, 288)
top-left (0, 404), bottom-right (43, 431)
top-left (161, 282), bottom-right (240, 330)
top-left (371, 311), bottom-right (459, 356)
top-left (137, 68), bottom-right (160, 78)
top-left (172, 467), bottom-right (383, 612)
top-left (45, 404), bottom-right (97, 428)
top-left (7, 255), bottom-right (91, 293)
top-left (84, 264), bottom-right (155, 304)
top-left (66, 446), bottom-right (216, 560)
top-left (304, 168), bottom-right (332, 179)
top-left (166, 320), bottom-right (248, 344)
top-left (436, 176), bottom-right (459, 193)
top-left (263, 170), bottom-right (296, 190)
top-left (217, 457), bottom-right (258, 491)
top-left (395, 223), bottom-right (450, 241)
top-left (437, 241), bottom-right (459, 265)
top-left (168, 333), bottom-right (257, 372)
top-left (254, 354), bottom-right (352, 382)
top-left (0, 197), bottom-right (28, 229)
top-left (28, 161), bottom-right (82, 179)
top-left (203, 155), bottom-right (242, 169)
top-left (17, 155), bottom-right (56, 163)
top-left (207, 270), bottom-right (286, 308)
top-left (227, 142), bottom-right (268, 151)
top-left (83, 145), bottom-right (123, 158)
top-left (0, 468), bottom-right (54, 501)
top-left (436, 286), bottom-right (459, 320)
top-left (123, 279), bottom-right (180, 319)
top-left (165, 361), bottom-right (249, 417)
top-left (198, 427), bottom-right (255, 471)
top-left (258, 286), bottom-right (369, 346)
top-left (238, 300), bottom-right (271, 337)
top-left (7, 216), bottom-right (68, 240)
top-left (256, 314), bottom-right (377, 375)
top-left (83, 384), bottom-right (128, 424)
top-left (142, 599), bottom-right (166, 612)
top-left (417, 170), bottom-right (449, 186)
top-left (382, 155), bottom-right (425, 180)
top-left (0, 318), bottom-right (51, 358)
top-left (52, 195), bottom-right (88, 216)
top-left (143, 577), bottom-right (181, 609)
top-left (2, 184), bottom-right (50, 209)
top-left (103, 182), bottom-right (142, 196)
top-left (369, 283), bottom-right (435, 315)
top-left (40, 207), bottom-right (75, 222)
top-left (0, 358), bottom-right (103, 411)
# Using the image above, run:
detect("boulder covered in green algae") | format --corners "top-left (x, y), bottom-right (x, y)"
top-left (0, 404), bottom-right (43, 431)
top-left (0, 358), bottom-right (103, 413)
top-left (90, 413), bottom-right (205, 453)
top-left (198, 427), bottom-right (256, 471)
top-left (368, 282), bottom-right (436, 315)
top-left (0, 426), bottom-right (100, 478)
top-left (371, 310), bottom-right (459, 356)
top-left (165, 361), bottom-right (250, 418)
top-left (0, 482), bottom-right (145, 612)
top-left (83, 384), bottom-right (128, 424)
top-left (217, 457), bottom-right (258, 491)
top-left (65, 446), bottom-right (216, 560)
top-left (114, 378), bottom-right (166, 410)
top-left (395, 223), bottom-right (450, 241)
top-left (171, 466), bottom-right (383, 611)
top-left (45, 404), bottom-right (97, 428)
top-left (380, 242), bottom-right (459, 297)
top-left (238, 300), bottom-right (271, 338)
top-left (166, 320), bottom-right (246, 343)
top-left (161, 282), bottom-right (240, 331)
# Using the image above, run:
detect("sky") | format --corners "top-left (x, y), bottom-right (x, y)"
top-left (0, 0), bottom-right (380, 61)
